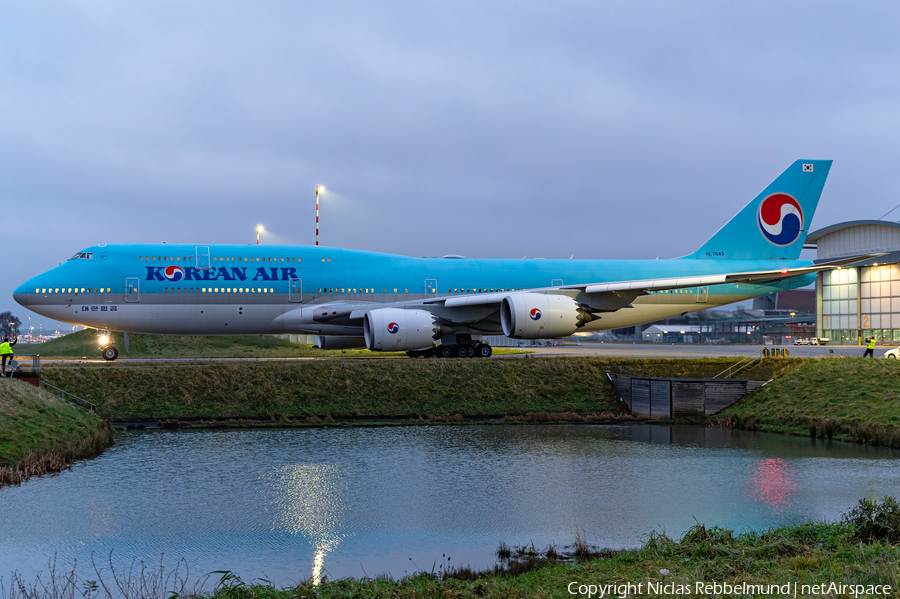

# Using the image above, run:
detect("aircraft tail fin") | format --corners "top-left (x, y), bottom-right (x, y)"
top-left (684, 160), bottom-right (831, 260)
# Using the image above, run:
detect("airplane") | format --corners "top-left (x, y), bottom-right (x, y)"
top-left (14, 160), bottom-right (861, 360)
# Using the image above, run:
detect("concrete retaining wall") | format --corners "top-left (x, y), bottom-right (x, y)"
top-left (608, 375), bottom-right (765, 418)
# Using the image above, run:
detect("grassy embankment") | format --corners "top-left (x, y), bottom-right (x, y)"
top-left (39, 357), bottom-right (797, 422)
top-left (715, 357), bottom-right (900, 448)
top-left (18, 329), bottom-right (526, 359)
top-left (0, 378), bottom-right (113, 486)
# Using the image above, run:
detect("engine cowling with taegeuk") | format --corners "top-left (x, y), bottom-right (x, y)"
top-left (501, 293), bottom-right (592, 339)
top-left (363, 308), bottom-right (441, 351)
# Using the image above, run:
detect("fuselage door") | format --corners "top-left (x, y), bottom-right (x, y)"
top-left (551, 279), bottom-right (563, 287)
top-left (125, 277), bottom-right (140, 303)
top-left (289, 277), bottom-right (302, 303)
top-left (196, 246), bottom-right (211, 270)
top-left (424, 278), bottom-right (437, 297)
top-left (696, 286), bottom-right (708, 303)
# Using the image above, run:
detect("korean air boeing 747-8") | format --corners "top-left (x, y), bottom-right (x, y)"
top-left (14, 160), bottom-right (862, 359)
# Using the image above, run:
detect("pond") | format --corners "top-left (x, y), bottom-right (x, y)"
top-left (2, 424), bottom-right (899, 586)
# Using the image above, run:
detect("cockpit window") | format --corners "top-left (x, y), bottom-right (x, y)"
top-left (68, 252), bottom-right (94, 260)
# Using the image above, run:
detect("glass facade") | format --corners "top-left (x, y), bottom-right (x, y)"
top-left (818, 264), bottom-right (900, 344)
top-left (820, 268), bottom-right (857, 332)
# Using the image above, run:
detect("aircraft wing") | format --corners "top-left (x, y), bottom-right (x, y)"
top-left (302, 254), bottom-right (878, 326)
top-left (424, 254), bottom-right (880, 310)
top-left (575, 254), bottom-right (879, 295)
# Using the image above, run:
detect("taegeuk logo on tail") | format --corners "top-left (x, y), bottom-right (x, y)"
top-left (758, 194), bottom-right (803, 246)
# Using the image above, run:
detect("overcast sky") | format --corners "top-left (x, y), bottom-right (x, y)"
top-left (3, 1), bottom-right (899, 331)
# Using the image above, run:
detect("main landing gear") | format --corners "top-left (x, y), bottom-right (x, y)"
top-left (406, 342), bottom-right (493, 359)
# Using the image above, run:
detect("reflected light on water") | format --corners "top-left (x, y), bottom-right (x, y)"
top-left (265, 464), bottom-right (348, 584)
top-left (311, 548), bottom-right (326, 585)
top-left (746, 458), bottom-right (798, 515)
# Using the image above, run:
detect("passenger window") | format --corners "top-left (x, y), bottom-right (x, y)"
top-left (139, 256), bottom-right (143, 261)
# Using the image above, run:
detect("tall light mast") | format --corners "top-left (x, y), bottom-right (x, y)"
top-left (315, 184), bottom-right (325, 246)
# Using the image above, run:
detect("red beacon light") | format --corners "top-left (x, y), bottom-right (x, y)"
top-left (780, 268), bottom-right (789, 274)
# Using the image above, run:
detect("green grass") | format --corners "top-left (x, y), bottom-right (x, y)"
top-left (40, 358), bottom-right (625, 420)
top-left (0, 378), bottom-right (113, 470)
top-left (715, 358), bottom-right (900, 447)
top-left (36, 356), bottom-right (802, 421)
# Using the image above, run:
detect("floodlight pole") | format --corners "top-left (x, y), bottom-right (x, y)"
top-left (316, 185), bottom-right (321, 246)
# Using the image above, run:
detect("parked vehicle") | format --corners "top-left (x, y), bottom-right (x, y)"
top-left (793, 338), bottom-right (810, 346)
top-left (885, 347), bottom-right (899, 359)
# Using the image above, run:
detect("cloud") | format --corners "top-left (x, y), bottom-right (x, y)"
top-left (3, 1), bottom-right (900, 325)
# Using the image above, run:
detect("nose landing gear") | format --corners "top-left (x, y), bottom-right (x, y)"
top-left (97, 331), bottom-right (118, 361)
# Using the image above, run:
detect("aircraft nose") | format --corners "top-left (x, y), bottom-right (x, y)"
top-left (13, 281), bottom-right (29, 308)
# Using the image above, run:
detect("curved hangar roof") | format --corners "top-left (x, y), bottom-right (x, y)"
top-left (807, 220), bottom-right (900, 261)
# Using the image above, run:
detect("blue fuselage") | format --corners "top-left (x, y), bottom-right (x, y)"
top-left (14, 243), bottom-right (814, 335)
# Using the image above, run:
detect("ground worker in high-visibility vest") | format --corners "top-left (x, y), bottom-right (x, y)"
top-left (0, 336), bottom-right (16, 376)
top-left (863, 336), bottom-right (876, 358)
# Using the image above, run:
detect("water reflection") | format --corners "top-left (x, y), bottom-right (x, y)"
top-left (745, 458), bottom-right (798, 515)
top-left (2, 425), bottom-right (899, 587)
top-left (265, 464), bottom-right (349, 584)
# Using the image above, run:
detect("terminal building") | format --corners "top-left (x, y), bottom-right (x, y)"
top-left (808, 220), bottom-right (900, 345)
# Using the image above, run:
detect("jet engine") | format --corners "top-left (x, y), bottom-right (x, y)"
top-left (314, 336), bottom-right (367, 350)
top-left (501, 293), bottom-right (591, 339)
top-left (363, 308), bottom-right (441, 351)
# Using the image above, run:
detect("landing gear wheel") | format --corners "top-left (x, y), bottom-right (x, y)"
top-left (406, 350), bottom-right (422, 358)
top-left (440, 346), bottom-right (454, 358)
top-left (102, 346), bottom-right (119, 361)
top-left (465, 346), bottom-right (475, 358)
top-left (454, 345), bottom-right (469, 358)
top-left (475, 343), bottom-right (493, 358)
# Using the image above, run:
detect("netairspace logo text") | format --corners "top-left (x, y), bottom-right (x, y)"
top-left (567, 580), bottom-right (892, 598)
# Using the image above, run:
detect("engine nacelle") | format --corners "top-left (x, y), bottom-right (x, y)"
top-left (501, 293), bottom-right (586, 339)
top-left (314, 336), bottom-right (367, 350)
top-left (363, 308), bottom-right (440, 351)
